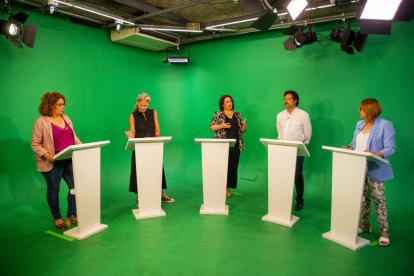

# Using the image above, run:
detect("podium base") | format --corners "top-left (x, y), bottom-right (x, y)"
top-left (132, 208), bottom-right (166, 220)
top-left (200, 204), bottom-right (229, 215)
top-left (322, 231), bottom-right (370, 251)
top-left (64, 224), bottom-right (108, 240)
top-left (262, 214), bottom-right (299, 227)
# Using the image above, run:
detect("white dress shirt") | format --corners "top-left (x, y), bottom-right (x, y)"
top-left (276, 107), bottom-right (312, 144)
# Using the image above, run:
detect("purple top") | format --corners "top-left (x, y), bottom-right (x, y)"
top-left (51, 121), bottom-right (75, 153)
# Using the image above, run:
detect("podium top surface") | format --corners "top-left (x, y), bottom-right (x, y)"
top-left (54, 140), bottom-right (110, 161)
top-left (322, 146), bottom-right (389, 164)
top-left (125, 137), bottom-right (172, 151)
top-left (195, 138), bottom-right (236, 146)
top-left (260, 138), bottom-right (310, 157)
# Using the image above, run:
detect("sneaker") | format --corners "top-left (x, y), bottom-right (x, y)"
top-left (161, 194), bottom-right (175, 203)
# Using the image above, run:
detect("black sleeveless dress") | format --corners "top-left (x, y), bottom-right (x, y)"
top-left (129, 109), bottom-right (167, 193)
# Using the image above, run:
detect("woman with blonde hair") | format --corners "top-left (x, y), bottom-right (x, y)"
top-left (125, 93), bottom-right (174, 204)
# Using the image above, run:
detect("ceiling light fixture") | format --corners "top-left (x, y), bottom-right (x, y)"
top-left (140, 23), bottom-right (202, 33)
top-left (287, 0), bottom-right (308, 21)
top-left (360, 0), bottom-right (403, 20)
top-left (208, 18), bottom-right (258, 28)
top-left (163, 48), bottom-right (191, 65)
top-left (55, 0), bottom-right (135, 26)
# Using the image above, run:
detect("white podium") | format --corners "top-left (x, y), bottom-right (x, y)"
top-left (195, 138), bottom-right (236, 215)
top-left (53, 140), bottom-right (110, 240)
top-left (322, 146), bottom-right (389, 250)
top-left (125, 137), bottom-right (171, 220)
top-left (260, 139), bottom-right (310, 227)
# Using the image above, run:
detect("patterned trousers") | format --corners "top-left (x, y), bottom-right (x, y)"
top-left (360, 178), bottom-right (389, 232)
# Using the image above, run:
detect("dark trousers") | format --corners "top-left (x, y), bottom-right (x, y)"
top-left (295, 156), bottom-right (305, 202)
top-left (41, 159), bottom-right (76, 220)
top-left (227, 147), bottom-right (241, 189)
top-left (129, 151), bottom-right (167, 193)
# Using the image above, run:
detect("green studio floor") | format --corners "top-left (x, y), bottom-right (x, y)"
top-left (1, 166), bottom-right (413, 276)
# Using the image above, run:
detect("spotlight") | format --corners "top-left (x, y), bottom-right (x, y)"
top-left (283, 24), bottom-right (316, 51)
top-left (0, 12), bottom-right (37, 48)
top-left (330, 22), bottom-right (368, 54)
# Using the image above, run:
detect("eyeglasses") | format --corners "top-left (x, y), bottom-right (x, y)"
top-left (56, 103), bottom-right (65, 107)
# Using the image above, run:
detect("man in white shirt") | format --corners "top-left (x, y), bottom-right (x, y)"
top-left (276, 90), bottom-right (312, 211)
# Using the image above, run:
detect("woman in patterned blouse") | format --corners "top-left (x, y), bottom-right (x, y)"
top-left (210, 95), bottom-right (246, 197)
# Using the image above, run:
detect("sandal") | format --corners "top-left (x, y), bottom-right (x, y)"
top-left (379, 231), bottom-right (390, 246)
top-left (54, 218), bottom-right (68, 230)
top-left (379, 236), bottom-right (390, 246)
top-left (357, 225), bottom-right (372, 234)
top-left (226, 189), bottom-right (232, 198)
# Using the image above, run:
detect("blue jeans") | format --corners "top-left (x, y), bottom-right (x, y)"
top-left (41, 159), bottom-right (76, 220)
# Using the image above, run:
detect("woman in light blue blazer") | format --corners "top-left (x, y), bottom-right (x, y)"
top-left (348, 98), bottom-right (396, 246)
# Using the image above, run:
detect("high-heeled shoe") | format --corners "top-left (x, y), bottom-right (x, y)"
top-left (357, 225), bottom-right (372, 234)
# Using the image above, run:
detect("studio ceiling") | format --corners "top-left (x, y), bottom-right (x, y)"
top-left (12, 0), bottom-right (360, 45)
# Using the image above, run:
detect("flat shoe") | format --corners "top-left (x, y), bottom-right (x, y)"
top-left (357, 225), bottom-right (372, 234)
top-left (379, 236), bottom-right (390, 246)
top-left (54, 218), bottom-right (68, 230)
top-left (66, 215), bottom-right (78, 226)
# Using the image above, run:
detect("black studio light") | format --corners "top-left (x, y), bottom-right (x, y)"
top-left (0, 12), bottom-right (37, 48)
top-left (283, 24), bottom-right (317, 51)
top-left (330, 22), bottom-right (368, 55)
top-left (250, 0), bottom-right (278, 31)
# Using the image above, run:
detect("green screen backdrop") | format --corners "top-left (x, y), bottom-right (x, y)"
top-left (1, 10), bottom-right (413, 274)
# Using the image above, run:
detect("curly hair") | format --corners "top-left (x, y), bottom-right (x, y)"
top-left (38, 92), bottom-right (66, 116)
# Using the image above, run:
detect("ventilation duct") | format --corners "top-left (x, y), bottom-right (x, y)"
top-left (111, 27), bottom-right (180, 51)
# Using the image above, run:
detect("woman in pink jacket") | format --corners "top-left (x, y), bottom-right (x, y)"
top-left (31, 92), bottom-right (81, 229)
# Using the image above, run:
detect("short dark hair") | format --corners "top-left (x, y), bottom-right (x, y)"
top-left (284, 90), bottom-right (299, 106)
top-left (219, 95), bottom-right (234, 111)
